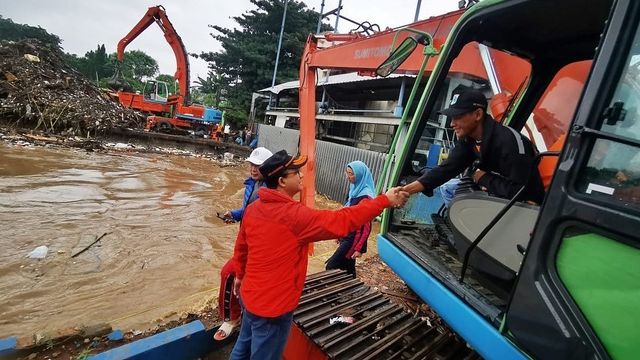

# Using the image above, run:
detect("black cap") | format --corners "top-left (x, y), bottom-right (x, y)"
top-left (438, 89), bottom-right (487, 117)
top-left (259, 150), bottom-right (308, 180)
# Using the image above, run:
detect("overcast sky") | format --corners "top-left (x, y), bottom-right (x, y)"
top-left (0, 0), bottom-right (458, 83)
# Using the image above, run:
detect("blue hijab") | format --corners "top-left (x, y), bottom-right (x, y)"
top-left (346, 161), bottom-right (376, 205)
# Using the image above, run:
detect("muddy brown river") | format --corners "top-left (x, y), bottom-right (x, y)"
top-left (0, 143), bottom-right (366, 338)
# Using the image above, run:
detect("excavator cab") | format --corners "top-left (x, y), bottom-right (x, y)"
top-left (142, 80), bottom-right (169, 103)
top-left (378, 0), bottom-right (640, 358)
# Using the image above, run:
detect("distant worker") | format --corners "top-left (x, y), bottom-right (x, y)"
top-left (326, 161), bottom-right (376, 276)
top-left (214, 147), bottom-right (273, 341)
top-left (402, 89), bottom-right (545, 206)
top-left (210, 124), bottom-right (220, 141)
top-left (229, 150), bottom-right (409, 360)
top-left (223, 124), bottom-right (231, 142)
top-left (145, 81), bottom-right (157, 100)
top-left (245, 128), bottom-right (252, 146)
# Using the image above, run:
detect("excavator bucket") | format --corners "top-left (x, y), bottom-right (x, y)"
top-left (106, 66), bottom-right (133, 92)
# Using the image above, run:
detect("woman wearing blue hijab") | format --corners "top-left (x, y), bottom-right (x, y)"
top-left (325, 161), bottom-right (376, 275)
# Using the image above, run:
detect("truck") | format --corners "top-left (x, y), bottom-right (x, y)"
top-left (297, 0), bottom-right (639, 359)
top-left (113, 5), bottom-right (222, 138)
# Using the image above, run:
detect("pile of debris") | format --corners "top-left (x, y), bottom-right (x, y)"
top-left (0, 39), bottom-right (144, 136)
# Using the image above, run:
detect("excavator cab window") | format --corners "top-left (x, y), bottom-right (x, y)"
top-left (576, 28), bottom-right (640, 211)
top-left (143, 80), bottom-right (168, 103)
top-left (410, 78), bottom-right (456, 174)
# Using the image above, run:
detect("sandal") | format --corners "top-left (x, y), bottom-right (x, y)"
top-left (213, 320), bottom-right (240, 341)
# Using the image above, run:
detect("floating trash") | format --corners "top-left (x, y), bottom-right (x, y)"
top-left (27, 245), bottom-right (48, 259)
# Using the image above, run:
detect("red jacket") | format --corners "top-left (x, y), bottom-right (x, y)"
top-left (232, 187), bottom-right (390, 318)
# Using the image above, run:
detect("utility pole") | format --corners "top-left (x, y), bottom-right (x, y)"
top-left (316, 0), bottom-right (325, 33)
top-left (414, 0), bottom-right (422, 21)
top-left (269, 0), bottom-right (289, 109)
top-left (334, 0), bottom-right (342, 32)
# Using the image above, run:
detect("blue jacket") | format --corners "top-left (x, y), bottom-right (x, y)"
top-left (229, 177), bottom-right (263, 221)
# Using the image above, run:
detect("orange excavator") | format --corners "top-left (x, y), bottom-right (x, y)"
top-left (113, 5), bottom-right (222, 138)
top-left (285, 5), bottom-right (595, 359)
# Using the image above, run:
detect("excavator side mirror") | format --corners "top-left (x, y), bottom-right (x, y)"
top-left (376, 36), bottom-right (421, 77)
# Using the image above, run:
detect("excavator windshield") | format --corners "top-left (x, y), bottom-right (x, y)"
top-left (142, 80), bottom-right (169, 103)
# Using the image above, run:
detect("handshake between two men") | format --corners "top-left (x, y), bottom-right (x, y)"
top-left (384, 186), bottom-right (411, 208)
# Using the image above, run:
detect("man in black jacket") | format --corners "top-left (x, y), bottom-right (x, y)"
top-left (402, 89), bottom-right (545, 206)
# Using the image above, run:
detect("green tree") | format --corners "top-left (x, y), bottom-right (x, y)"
top-left (72, 44), bottom-right (111, 82)
top-left (64, 52), bottom-right (87, 75)
top-left (194, 71), bottom-right (225, 107)
top-left (189, 87), bottom-right (218, 107)
top-left (0, 15), bottom-right (62, 49)
top-left (64, 47), bottom-right (158, 92)
top-left (111, 50), bottom-right (159, 81)
top-left (199, 0), bottom-right (331, 127)
top-left (90, 44), bottom-right (110, 79)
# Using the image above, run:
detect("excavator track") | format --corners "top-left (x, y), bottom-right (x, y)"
top-left (292, 270), bottom-right (481, 359)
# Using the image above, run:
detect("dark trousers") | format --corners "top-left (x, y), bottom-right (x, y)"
top-left (326, 239), bottom-right (356, 275)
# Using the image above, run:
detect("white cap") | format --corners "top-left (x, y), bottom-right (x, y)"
top-left (246, 147), bottom-right (273, 165)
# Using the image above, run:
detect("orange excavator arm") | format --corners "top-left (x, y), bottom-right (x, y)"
top-left (303, 11), bottom-right (463, 76)
top-left (116, 5), bottom-right (191, 104)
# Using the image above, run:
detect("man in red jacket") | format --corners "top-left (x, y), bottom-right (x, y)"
top-left (229, 150), bottom-right (408, 360)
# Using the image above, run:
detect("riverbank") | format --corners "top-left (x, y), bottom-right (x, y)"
top-left (0, 125), bottom-right (250, 165)
top-left (5, 255), bottom-right (426, 360)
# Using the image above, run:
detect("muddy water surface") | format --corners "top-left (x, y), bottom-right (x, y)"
top-left (0, 144), bottom-right (351, 338)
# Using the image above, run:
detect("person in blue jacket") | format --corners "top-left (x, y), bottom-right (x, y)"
top-left (325, 160), bottom-right (377, 276)
top-left (222, 147), bottom-right (273, 222)
top-left (215, 147), bottom-right (272, 341)
top-left (249, 137), bottom-right (258, 149)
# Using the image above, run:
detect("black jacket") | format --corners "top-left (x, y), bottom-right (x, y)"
top-left (417, 116), bottom-right (545, 204)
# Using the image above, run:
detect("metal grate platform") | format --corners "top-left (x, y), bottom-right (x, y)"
top-left (293, 270), bottom-right (481, 360)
